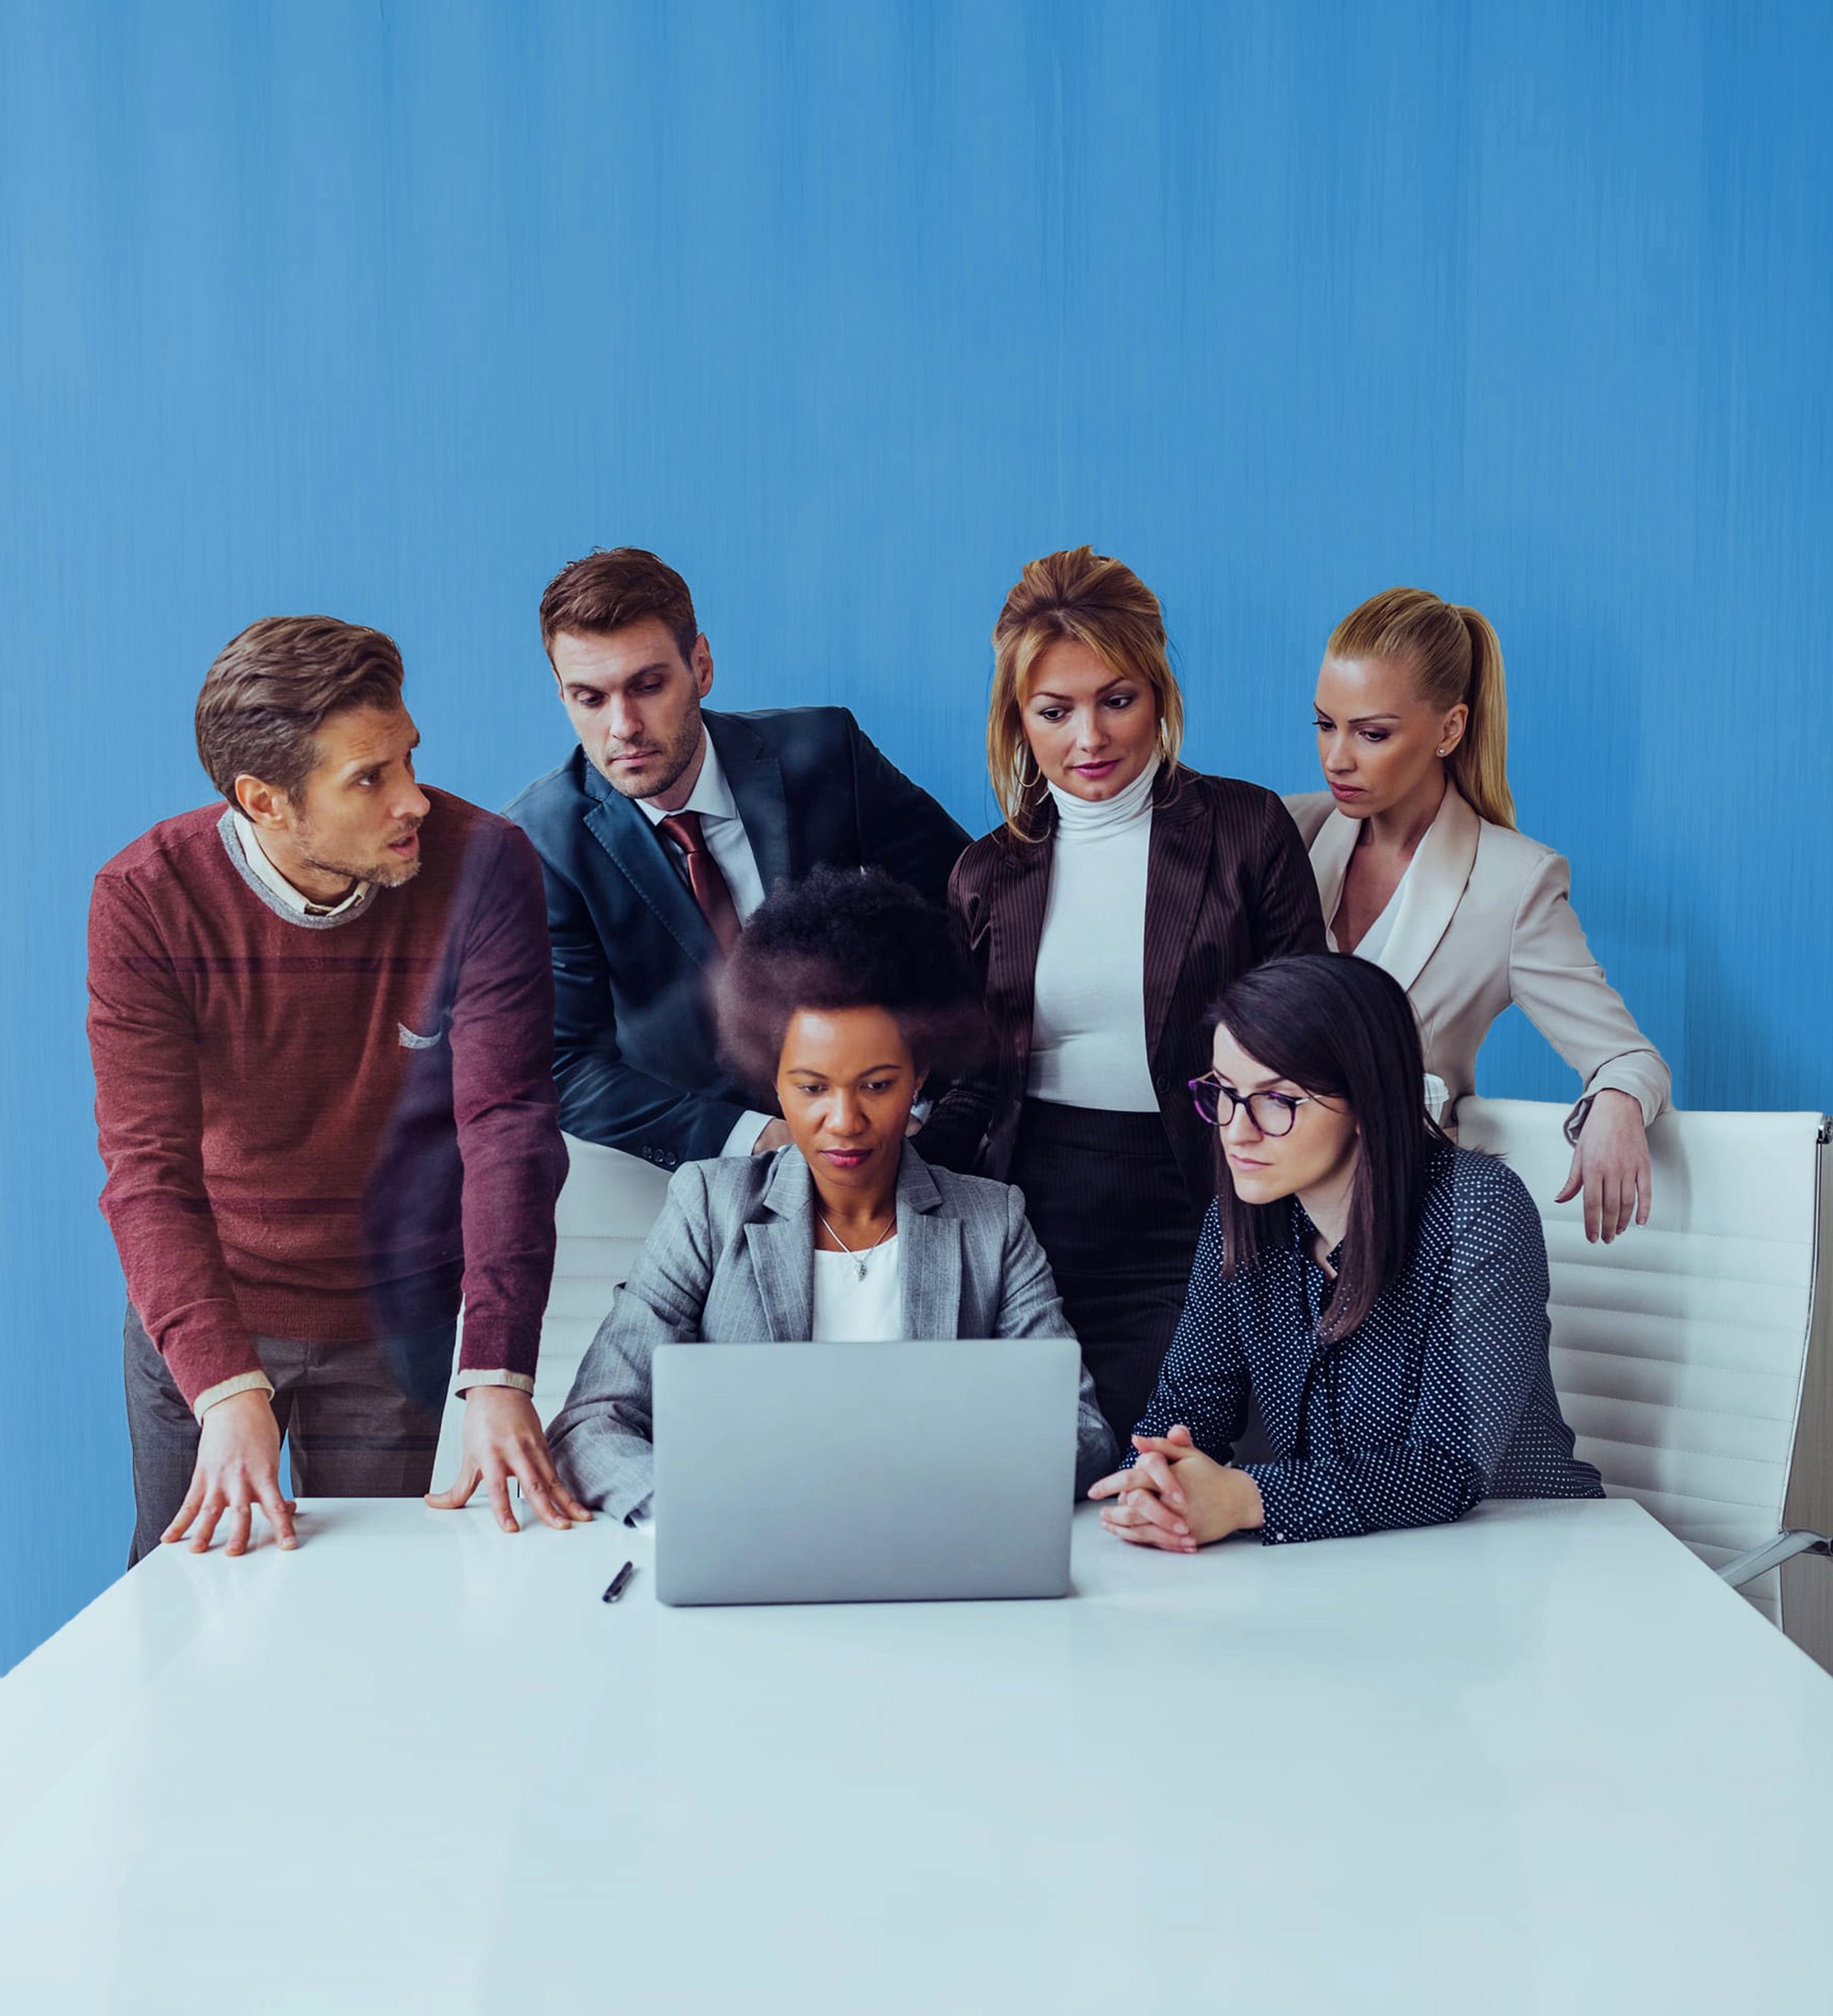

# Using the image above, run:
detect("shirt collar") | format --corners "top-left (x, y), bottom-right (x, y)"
top-left (231, 811), bottom-right (368, 918)
top-left (1288, 1193), bottom-right (1345, 1273)
top-left (635, 730), bottom-right (739, 827)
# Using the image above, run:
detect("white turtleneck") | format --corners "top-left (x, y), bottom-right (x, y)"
top-left (1026, 757), bottom-right (1160, 1112)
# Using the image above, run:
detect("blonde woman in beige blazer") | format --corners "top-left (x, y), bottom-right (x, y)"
top-left (1286, 587), bottom-right (1670, 1244)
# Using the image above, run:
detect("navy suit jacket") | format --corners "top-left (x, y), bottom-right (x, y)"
top-left (507, 707), bottom-right (970, 1168)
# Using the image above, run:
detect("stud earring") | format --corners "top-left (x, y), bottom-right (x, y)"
top-left (1436, 746), bottom-right (1448, 757)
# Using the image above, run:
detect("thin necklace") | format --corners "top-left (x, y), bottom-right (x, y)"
top-left (817, 1210), bottom-right (895, 1282)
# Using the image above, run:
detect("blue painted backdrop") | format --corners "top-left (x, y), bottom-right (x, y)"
top-left (3, 0), bottom-right (1828, 1667)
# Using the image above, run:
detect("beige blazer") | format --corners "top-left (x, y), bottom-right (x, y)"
top-left (1284, 783), bottom-right (1670, 1135)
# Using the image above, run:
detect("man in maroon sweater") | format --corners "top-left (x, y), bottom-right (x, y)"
top-left (88, 615), bottom-right (589, 1561)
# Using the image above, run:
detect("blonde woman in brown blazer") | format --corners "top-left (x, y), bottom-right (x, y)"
top-left (920, 549), bottom-right (1325, 1438)
top-left (1285, 587), bottom-right (1670, 1245)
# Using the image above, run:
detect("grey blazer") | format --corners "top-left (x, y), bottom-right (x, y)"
top-left (547, 1143), bottom-right (1118, 1522)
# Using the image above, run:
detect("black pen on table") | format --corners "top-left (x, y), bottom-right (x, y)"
top-left (601, 1560), bottom-right (636, 1604)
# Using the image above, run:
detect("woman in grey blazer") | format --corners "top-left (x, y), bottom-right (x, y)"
top-left (547, 867), bottom-right (1116, 1524)
top-left (1288, 588), bottom-right (1671, 1244)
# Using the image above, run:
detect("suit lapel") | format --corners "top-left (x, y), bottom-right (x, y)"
top-left (895, 1147), bottom-right (960, 1340)
top-left (1143, 774), bottom-right (1209, 1063)
top-left (1306, 807), bottom-right (1361, 946)
top-left (984, 821), bottom-right (1053, 1075)
top-left (709, 712), bottom-right (793, 895)
top-left (1375, 783), bottom-right (1482, 992)
top-left (744, 1150), bottom-right (815, 1342)
top-left (580, 768), bottom-right (714, 961)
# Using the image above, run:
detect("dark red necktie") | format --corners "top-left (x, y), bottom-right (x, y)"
top-left (655, 811), bottom-right (742, 955)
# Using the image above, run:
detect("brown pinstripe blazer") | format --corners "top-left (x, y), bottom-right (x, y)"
top-left (919, 767), bottom-right (1327, 1209)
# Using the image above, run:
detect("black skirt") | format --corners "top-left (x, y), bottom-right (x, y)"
top-left (1007, 1099), bottom-right (1208, 1444)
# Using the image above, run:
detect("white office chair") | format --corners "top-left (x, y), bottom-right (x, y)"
top-left (1456, 1097), bottom-right (1833, 1669)
top-left (537, 1134), bottom-right (674, 1406)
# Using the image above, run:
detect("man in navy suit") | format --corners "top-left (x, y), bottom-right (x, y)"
top-left (509, 548), bottom-right (970, 1171)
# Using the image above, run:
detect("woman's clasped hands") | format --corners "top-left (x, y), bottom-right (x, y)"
top-left (1088, 1426), bottom-right (1266, 1552)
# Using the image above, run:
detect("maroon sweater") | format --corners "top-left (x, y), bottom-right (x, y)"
top-left (87, 789), bottom-right (568, 1408)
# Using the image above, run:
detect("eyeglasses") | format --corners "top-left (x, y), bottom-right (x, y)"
top-left (1187, 1073), bottom-right (1319, 1136)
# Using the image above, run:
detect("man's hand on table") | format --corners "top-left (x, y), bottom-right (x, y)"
top-left (1087, 1425), bottom-right (1265, 1552)
top-left (164, 1389), bottom-right (297, 1555)
top-left (425, 1386), bottom-right (593, 1533)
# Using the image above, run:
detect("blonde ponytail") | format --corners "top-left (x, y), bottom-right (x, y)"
top-left (1443, 604), bottom-right (1513, 828)
top-left (1325, 587), bottom-right (1516, 829)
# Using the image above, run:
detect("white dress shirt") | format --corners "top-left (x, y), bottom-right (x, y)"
top-left (1330, 866), bottom-right (1408, 965)
top-left (232, 812), bottom-right (370, 918)
top-left (1026, 758), bottom-right (1161, 1112)
top-left (637, 734), bottom-right (774, 1154)
top-left (1322, 816), bottom-right (1451, 1124)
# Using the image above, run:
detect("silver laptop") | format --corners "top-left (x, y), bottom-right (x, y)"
top-left (652, 1338), bottom-right (1081, 1606)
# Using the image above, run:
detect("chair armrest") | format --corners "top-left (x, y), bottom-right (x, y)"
top-left (1716, 1531), bottom-right (1833, 1588)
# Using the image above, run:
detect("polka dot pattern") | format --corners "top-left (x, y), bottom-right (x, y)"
top-left (1129, 1145), bottom-right (1604, 1543)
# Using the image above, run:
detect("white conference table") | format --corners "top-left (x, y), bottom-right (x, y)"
top-left (1, 1498), bottom-right (1828, 2014)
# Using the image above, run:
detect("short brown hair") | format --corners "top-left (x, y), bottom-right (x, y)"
top-left (986, 547), bottom-right (1185, 838)
top-left (194, 616), bottom-right (406, 805)
top-left (538, 547), bottom-right (698, 664)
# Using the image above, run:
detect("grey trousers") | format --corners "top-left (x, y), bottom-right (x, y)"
top-left (123, 1306), bottom-right (451, 1566)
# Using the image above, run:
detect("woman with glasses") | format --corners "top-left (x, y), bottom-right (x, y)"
top-left (918, 548), bottom-right (1325, 1443)
top-left (1090, 952), bottom-right (1601, 1551)
top-left (1287, 587), bottom-right (1670, 1244)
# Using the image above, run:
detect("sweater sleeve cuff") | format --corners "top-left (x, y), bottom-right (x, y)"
top-left (453, 1370), bottom-right (536, 1397)
top-left (192, 1371), bottom-right (276, 1422)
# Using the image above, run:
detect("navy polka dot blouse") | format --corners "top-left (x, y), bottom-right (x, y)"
top-left (1128, 1144), bottom-right (1604, 1543)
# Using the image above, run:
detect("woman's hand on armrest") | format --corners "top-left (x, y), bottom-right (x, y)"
top-left (1088, 1426), bottom-right (1265, 1551)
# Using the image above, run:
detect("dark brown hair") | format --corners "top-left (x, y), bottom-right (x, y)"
top-left (1209, 953), bottom-right (1447, 1342)
top-left (194, 616), bottom-right (405, 805)
top-left (538, 547), bottom-right (698, 665)
top-left (714, 866), bottom-right (984, 1102)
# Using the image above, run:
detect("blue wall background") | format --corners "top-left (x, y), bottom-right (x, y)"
top-left (3, 0), bottom-right (1828, 1668)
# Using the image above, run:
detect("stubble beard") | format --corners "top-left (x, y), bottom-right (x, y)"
top-left (291, 825), bottom-right (423, 892)
top-left (598, 700), bottom-right (705, 804)
top-left (357, 853), bottom-right (423, 890)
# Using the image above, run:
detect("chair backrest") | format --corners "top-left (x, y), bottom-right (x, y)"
top-left (1455, 1098), bottom-right (1829, 1626)
top-left (538, 1134), bottom-right (674, 1397)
